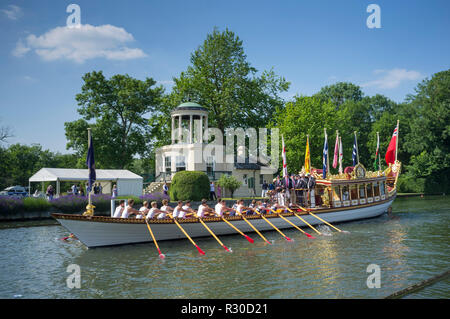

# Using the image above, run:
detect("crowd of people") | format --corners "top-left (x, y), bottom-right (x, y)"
top-left (265, 173), bottom-right (317, 208)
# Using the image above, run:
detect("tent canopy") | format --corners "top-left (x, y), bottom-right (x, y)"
top-left (29, 168), bottom-right (142, 182)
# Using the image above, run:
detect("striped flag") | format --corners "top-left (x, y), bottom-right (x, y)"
top-left (373, 132), bottom-right (380, 170)
top-left (352, 133), bottom-right (358, 166)
top-left (338, 136), bottom-right (343, 174)
top-left (305, 136), bottom-right (310, 173)
top-left (332, 132), bottom-right (339, 169)
top-left (323, 131), bottom-right (328, 179)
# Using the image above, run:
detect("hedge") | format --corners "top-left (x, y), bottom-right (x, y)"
top-left (169, 171), bottom-right (210, 201)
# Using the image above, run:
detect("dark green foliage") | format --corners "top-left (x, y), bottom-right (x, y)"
top-left (169, 171), bottom-right (210, 201)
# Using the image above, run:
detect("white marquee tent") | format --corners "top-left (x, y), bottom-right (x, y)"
top-left (29, 168), bottom-right (143, 197)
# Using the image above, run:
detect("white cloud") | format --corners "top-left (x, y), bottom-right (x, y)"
top-left (13, 24), bottom-right (147, 63)
top-left (362, 68), bottom-right (423, 89)
top-left (2, 4), bottom-right (22, 20)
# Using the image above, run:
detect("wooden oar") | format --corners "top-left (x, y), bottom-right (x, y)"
top-left (234, 210), bottom-right (271, 245)
top-left (270, 209), bottom-right (315, 239)
top-left (286, 207), bottom-right (322, 235)
top-left (221, 217), bottom-right (254, 243)
top-left (297, 206), bottom-right (347, 233)
top-left (198, 218), bottom-right (231, 252)
top-left (168, 213), bottom-right (205, 255)
top-left (145, 218), bottom-right (165, 259)
top-left (252, 210), bottom-right (292, 241)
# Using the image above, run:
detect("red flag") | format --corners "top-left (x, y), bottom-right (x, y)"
top-left (332, 133), bottom-right (339, 168)
top-left (385, 125), bottom-right (398, 165)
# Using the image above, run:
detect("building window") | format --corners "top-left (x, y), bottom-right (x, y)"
top-left (259, 174), bottom-right (264, 185)
top-left (164, 156), bottom-right (172, 174)
top-left (176, 156), bottom-right (186, 172)
top-left (243, 174), bottom-right (247, 185)
top-left (206, 156), bottom-right (214, 178)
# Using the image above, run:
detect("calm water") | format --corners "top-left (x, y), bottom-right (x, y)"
top-left (0, 196), bottom-right (448, 299)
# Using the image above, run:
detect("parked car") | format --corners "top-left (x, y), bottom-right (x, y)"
top-left (0, 186), bottom-right (28, 198)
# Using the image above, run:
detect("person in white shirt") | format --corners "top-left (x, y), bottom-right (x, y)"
top-left (146, 201), bottom-right (165, 220)
top-left (113, 200), bottom-right (126, 218)
top-left (181, 200), bottom-right (195, 218)
top-left (158, 199), bottom-right (173, 219)
top-left (121, 199), bottom-right (139, 218)
top-left (196, 199), bottom-right (214, 218)
top-left (173, 201), bottom-right (190, 218)
top-left (235, 199), bottom-right (255, 215)
top-left (136, 201), bottom-right (149, 219)
top-left (214, 199), bottom-right (233, 217)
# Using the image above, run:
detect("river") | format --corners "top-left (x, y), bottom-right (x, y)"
top-left (0, 195), bottom-right (448, 299)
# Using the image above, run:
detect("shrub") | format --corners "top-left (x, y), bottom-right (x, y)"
top-left (23, 197), bottom-right (52, 212)
top-left (0, 196), bottom-right (24, 214)
top-left (50, 195), bottom-right (87, 213)
top-left (169, 171), bottom-right (210, 201)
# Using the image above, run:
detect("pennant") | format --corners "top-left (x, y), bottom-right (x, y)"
top-left (323, 131), bottom-right (328, 179)
top-left (373, 132), bottom-right (380, 170)
top-left (352, 133), bottom-right (358, 166)
top-left (305, 136), bottom-right (310, 174)
top-left (338, 136), bottom-right (343, 174)
top-left (86, 133), bottom-right (96, 193)
top-left (332, 133), bottom-right (339, 168)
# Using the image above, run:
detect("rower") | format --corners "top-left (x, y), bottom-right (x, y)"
top-left (121, 199), bottom-right (140, 218)
top-left (236, 199), bottom-right (254, 215)
top-left (173, 200), bottom-right (191, 219)
top-left (146, 201), bottom-right (165, 219)
top-left (136, 201), bottom-right (149, 219)
top-left (214, 198), bottom-right (233, 217)
top-left (181, 200), bottom-right (195, 218)
top-left (113, 199), bottom-right (125, 218)
top-left (196, 199), bottom-right (214, 218)
top-left (158, 199), bottom-right (173, 219)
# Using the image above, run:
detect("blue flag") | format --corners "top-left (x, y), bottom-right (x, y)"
top-left (86, 134), bottom-right (96, 193)
top-left (352, 134), bottom-right (358, 166)
top-left (323, 133), bottom-right (328, 179)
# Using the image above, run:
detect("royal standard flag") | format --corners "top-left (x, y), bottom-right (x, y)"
top-left (305, 136), bottom-right (310, 173)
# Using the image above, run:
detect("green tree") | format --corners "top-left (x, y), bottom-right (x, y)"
top-left (316, 82), bottom-right (363, 108)
top-left (217, 174), bottom-right (242, 199)
top-left (65, 71), bottom-right (164, 169)
top-left (169, 28), bottom-right (290, 133)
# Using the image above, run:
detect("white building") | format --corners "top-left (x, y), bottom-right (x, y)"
top-left (155, 102), bottom-right (274, 197)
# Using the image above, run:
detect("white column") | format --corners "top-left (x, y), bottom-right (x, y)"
top-left (199, 115), bottom-right (203, 143)
top-left (171, 116), bottom-right (175, 144)
top-left (204, 115), bottom-right (208, 142)
top-left (189, 115), bottom-right (193, 144)
top-left (178, 115), bottom-right (182, 143)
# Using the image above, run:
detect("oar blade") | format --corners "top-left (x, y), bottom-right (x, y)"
top-left (159, 253), bottom-right (166, 259)
top-left (305, 232), bottom-right (315, 239)
top-left (223, 245), bottom-right (232, 253)
top-left (244, 235), bottom-right (254, 244)
top-left (286, 236), bottom-right (293, 242)
top-left (196, 245), bottom-right (206, 255)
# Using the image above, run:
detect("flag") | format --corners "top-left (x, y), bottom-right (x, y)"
top-left (281, 135), bottom-right (288, 185)
top-left (338, 136), bottom-right (343, 174)
top-left (352, 133), bottom-right (358, 166)
top-left (373, 132), bottom-right (380, 170)
top-left (332, 133), bottom-right (339, 168)
top-left (305, 136), bottom-right (310, 173)
top-left (86, 133), bottom-right (96, 193)
top-left (323, 131), bottom-right (328, 179)
top-left (385, 124), bottom-right (398, 165)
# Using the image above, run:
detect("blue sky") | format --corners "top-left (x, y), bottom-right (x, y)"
top-left (0, 0), bottom-right (449, 153)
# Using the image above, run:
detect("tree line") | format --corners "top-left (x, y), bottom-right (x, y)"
top-left (0, 28), bottom-right (448, 194)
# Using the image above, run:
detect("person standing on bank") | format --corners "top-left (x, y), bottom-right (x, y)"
top-left (210, 182), bottom-right (217, 201)
top-left (163, 182), bottom-right (169, 196)
top-left (261, 180), bottom-right (268, 198)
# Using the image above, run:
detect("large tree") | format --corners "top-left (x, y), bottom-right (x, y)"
top-left (169, 28), bottom-right (290, 133)
top-left (65, 71), bottom-right (164, 169)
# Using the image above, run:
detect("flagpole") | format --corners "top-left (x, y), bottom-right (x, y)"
top-left (377, 131), bottom-right (380, 171)
top-left (339, 136), bottom-right (343, 174)
top-left (395, 120), bottom-right (399, 162)
top-left (325, 128), bottom-right (330, 178)
top-left (87, 128), bottom-right (92, 208)
top-left (354, 131), bottom-right (360, 164)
